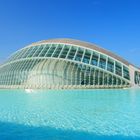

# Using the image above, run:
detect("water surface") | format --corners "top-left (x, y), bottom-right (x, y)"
top-left (0, 89), bottom-right (140, 140)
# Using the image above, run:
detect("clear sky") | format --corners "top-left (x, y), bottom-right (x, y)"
top-left (0, 0), bottom-right (140, 67)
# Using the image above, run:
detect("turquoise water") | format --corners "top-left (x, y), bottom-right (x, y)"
top-left (0, 89), bottom-right (140, 140)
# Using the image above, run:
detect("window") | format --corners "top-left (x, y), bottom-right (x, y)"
top-left (33, 46), bottom-right (44, 57)
top-left (46, 44), bottom-right (56, 57)
top-left (59, 45), bottom-right (70, 58)
top-left (107, 58), bottom-right (114, 72)
top-left (115, 62), bottom-right (122, 76)
top-left (67, 46), bottom-right (77, 60)
top-left (90, 52), bottom-right (99, 66)
top-left (99, 55), bottom-right (106, 69)
top-left (123, 66), bottom-right (130, 80)
top-left (39, 45), bottom-right (50, 57)
top-left (52, 44), bottom-right (63, 57)
top-left (75, 48), bottom-right (84, 62)
top-left (82, 50), bottom-right (91, 64)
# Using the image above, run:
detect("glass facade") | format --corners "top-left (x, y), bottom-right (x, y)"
top-left (0, 40), bottom-right (135, 89)
top-left (135, 71), bottom-right (140, 85)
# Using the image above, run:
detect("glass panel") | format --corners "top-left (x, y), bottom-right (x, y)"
top-left (9, 50), bottom-right (23, 61)
top-left (59, 45), bottom-right (70, 58)
top-left (46, 44), bottom-right (56, 57)
top-left (135, 71), bottom-right (140, 84)
top-left (113, 76), bottom-right (116, 85)
top-left (67, 46), bottom-right (77, 60)
top-left (82, 50), bottom-right (91, 64)
top-left (52, 44), bottom-right (63, 58)
top-left (39, 44), bottom-right (50, 57)
top-left (117, 78), bottom-right (121, 85)
top-left (15, 48), bottom-right (28, 60)
top-left (104, 73), bottom-right (108, 85)
top-left (90, 52), bottom-right (99, 66)
top-left (115, 62), bottom-right (122, 76)
top-left (99, 71), bottom-right (103, 85)
top-left (123, 66), bottom-right (130, 80)
top-left (107, 58), bottom-right (114, 72)
top-left (99, 55), bottom-right (106, 69)
top-left (33, 45), bottom-right (44, 57)
top-left (95, 70), bottom-right (99, 85)
top-left (75, 48), bottom-right (84, 62)
top-left (27, 46), bottom-right (39, 57)
top-left (108, 74), bottom-right (112, 85)
top-left (21, 47), bottom-right (36, 58)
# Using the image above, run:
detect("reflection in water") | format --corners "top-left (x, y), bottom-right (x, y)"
top-left (0, 89), bottom-right (140, 139)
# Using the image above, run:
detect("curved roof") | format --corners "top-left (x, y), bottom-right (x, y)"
top-left (31, 38), bottom-right (131, 66)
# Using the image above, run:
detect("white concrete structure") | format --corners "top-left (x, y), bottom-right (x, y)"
top-left (0, 38), bottom-right (139, 89)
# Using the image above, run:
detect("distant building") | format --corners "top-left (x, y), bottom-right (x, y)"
top-left (0, 38), bottom-right (140, 89)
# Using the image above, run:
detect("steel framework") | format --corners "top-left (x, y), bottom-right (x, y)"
top-left (0, 39), bottom-right (139, 89)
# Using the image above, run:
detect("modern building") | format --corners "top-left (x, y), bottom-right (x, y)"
top-left (0, 38), bottom-right (140, 89)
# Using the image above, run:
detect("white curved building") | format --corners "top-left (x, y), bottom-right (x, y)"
top-left (0, 38), bottom-right (140, 89)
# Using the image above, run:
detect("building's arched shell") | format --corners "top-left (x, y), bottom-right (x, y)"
top-left (0, 38), bottom-right (139, 89)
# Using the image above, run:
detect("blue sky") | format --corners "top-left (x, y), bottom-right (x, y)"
top-left (0, 0), bottom-right (140, 67)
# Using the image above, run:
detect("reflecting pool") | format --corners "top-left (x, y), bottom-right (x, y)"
top-left (0, 89), bottom-right (140, 140)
